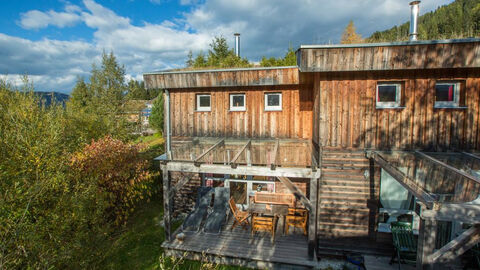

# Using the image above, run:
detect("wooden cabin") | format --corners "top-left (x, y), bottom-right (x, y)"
top-left (144, 38), bottom-right (480, 269)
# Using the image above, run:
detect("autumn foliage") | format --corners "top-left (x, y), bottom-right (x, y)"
top-left (71, 136), bottom-right (154, 225)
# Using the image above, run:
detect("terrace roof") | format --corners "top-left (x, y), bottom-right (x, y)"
top-left (156, 137), bottom-right (319, 178)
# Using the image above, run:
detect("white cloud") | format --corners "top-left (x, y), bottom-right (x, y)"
top-left (5, 0), bottom-right (454, 93)
top-left (19, 6), bottom-right (82, 30)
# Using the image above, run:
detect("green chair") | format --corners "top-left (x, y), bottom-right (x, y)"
top-left (390, 221), bottom-right (417, 270)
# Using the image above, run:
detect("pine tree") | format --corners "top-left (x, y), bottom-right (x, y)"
top-left (70, 77), bottom-right (90, 108)
top-left (186, 50), bottom-right (194, 67)
top-left (341, 20), bottom-right (364, 44)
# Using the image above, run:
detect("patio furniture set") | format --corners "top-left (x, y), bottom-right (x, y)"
top-left (182, 187), bottom-right (309, 243)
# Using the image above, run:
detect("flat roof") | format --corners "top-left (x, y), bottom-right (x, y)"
top-left (298, 38), bottom-right (480, 50)
top-left (144, 66), bottom-right (297, 76)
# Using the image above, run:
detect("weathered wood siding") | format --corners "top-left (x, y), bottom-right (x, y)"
top-left (144, 67), bottom-right (298, 89)
top-left (314, 69), bottom-right (480, 150)
top-left (169, 86), bottom-right (312, 139)
top-left (299, 41), bottom-right (480, 72)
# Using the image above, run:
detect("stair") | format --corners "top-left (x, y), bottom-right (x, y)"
top-left (318, 150), bottom-right (373, 239)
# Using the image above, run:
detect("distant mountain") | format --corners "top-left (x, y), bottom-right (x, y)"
top-left (35, 91), bottom-right (70, 106)
top-left (367, 0), bottom-right (480, 42)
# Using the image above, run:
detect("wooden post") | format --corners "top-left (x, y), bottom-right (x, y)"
top-left (416, 216), bottom-right (437, 269)
top-left (308, 176), bottom-right (319, 260)
top-left (161, 163), bottom-right (172, 242)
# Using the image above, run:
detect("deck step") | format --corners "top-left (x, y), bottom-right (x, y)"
top-left (318, 216), bottom-right (369, 225)
top-left (322, 168), bottom-right (367, 175)
top-left (320, 185), bottom-right (374, 193)
top-left (321, 179), bottom-right (370, 187)
top-left (319, 190), bottom-right (370, 199)
top-left (317, 228), bottom-right (369, 238)
top-left (319, 201), bottom-right (368, 209)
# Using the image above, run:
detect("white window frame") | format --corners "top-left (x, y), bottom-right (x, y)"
top-left (196, 94), bottom-right (211, 112)
top-left (264, 92), bottom-right (282, 111)
top-left (434, 82), bottom-right (460, 108)
top-left (376, 83), bottom-right (402, 109)
top-left (229, 93), bottom-right (246, 111)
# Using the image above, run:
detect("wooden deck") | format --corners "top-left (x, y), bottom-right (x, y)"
top-left (162, 216), bottom-right (316, 269)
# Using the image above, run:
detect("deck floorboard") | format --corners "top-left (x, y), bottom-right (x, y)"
top-left (162, 216), bottom-right (316, 268)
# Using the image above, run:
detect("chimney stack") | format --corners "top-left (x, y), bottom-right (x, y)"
top-left (234, 33), bottom-right (240, 57)
top-left (409, 1), bottom-right (421, 41)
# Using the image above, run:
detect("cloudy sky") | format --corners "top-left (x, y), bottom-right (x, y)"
top-left (0, 0), bottom-right (453, 93)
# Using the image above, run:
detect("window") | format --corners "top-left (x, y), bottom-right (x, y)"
top-left (229, 93), bottom-right (246, 111)
top-left (196, 94), bottom-right (211, 111)
top-left (265, 92), bottom-right (282, 111)
top-left (376, 83), bottom-right (402, 108)
top-left (435, 82), bottom-right (460, 108)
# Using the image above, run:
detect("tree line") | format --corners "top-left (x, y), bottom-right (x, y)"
top-left (368, 0), bottom-right (480, 42)
top-left (186, 36), bottom-right (297, 69)
top-left (0, 52), bottom-right (159, 269)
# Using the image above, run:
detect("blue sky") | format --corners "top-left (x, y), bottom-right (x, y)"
top-left (0, 0), bottom-right (453, 93)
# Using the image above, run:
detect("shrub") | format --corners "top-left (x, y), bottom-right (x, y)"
top-left (70, 136), bottom-right (154, 225)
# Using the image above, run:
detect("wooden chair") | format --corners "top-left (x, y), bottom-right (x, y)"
top-left (251, 215), bottom-right (277, 242)
top-left (390, 221), bottom-right (417, 270)
top-left (229, 198), bottom-right (250, 230)
top-left (285, 208), bottom-right (308, 235)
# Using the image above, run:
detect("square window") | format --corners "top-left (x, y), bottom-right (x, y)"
top-left (376, 83), bottom-right (401, 108)
top-left (265, 93), bottom-right (282, 111)
top-left (435, 82), bottom-right (460, 108)
top-left (196, 94), bottom-right (211, 111)
top-left (229, 94), bottom-right (246, 111)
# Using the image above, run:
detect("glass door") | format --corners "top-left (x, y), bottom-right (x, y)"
top-left (225, 179), bottom-right (275, 210)
top-left (228, 181), bottom-right (248, 209)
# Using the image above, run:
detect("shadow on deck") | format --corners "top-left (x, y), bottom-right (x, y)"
top-left (162, 216), bottom-right (315, 269)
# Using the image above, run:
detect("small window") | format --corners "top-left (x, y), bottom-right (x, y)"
top-left (229, 93), bottom-right (246, 111)
top-left (435, 82), bottom-right (460, 108)
top-left (196, 94), bottom-right (211, 111)
top-left (265, 92), bottom-right (282, 111)
top-left (376, 83), bottom-right (401, 108)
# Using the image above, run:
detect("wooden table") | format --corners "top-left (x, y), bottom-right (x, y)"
top-left (248, 203), bottom-right (289, 235)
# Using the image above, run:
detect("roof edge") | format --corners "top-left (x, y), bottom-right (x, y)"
top-left (299, 38), bottom-right (480, 50)
top-left (143, 66), bottom-right (298, 76)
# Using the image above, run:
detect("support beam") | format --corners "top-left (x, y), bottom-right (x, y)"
top-left (161, 164), bottom-right (172, 242)
top-left (415, 151), bottom-right (480, 184)
top-left (309, 142), bottom-right (318, 172)
top-left (428, 224), bottom-right (480, 264)
top-left (270, 139), bottom-right (280, 170)
top-left (194, 139), bottom-right (225, 166)
top-left (167, 161), bottom-right (320, 178)
top-left (230, 139), bottom-right (251, 168)
top-left (369, 152), bottom-right (435, 208)
top-left (277, 176), bottom-right (313, 211)
top-left (421, 203), bottom-right (480, 224)
top-left (308, 176), bottom-right (319, 260)
top-left (168, 172), bottom-right (191, 199)
top-left (462, 151), bottom-right (480, 161)
top-left (416, 217), bottom-right (437, 268)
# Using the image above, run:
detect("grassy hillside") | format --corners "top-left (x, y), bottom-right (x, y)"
top-left (368, 0), bottom-right (480, 42)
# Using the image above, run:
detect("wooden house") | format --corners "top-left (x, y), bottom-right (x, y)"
top-left (144, 38), bottom-right (480, 269)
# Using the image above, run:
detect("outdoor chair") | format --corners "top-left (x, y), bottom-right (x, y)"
top-left (251, 214), bottom-right (277, 243)
top-left (390, 221), bottom-right (417, 270)
top-left (229, 197), bottom-right (250, 230)
top-left (182, 187), bottom-right (213, 232)
top-left (285, 208), bottom-right (308, 235)
top-left (204, 187), bottom-right (230, 234)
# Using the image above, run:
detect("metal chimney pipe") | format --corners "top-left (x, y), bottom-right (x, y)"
top-left (234, 33), bottom-right (240, 57)
top-left (409, 1), bottom-right (421, 41)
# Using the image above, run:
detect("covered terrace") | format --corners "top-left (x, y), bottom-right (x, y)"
top-left (157, 137), bottom-right (321, 268)
top-left (368, 150), bottom-right (480, 268)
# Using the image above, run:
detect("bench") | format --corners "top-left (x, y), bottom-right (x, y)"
top-left (254, 192), bottom-right (295, 207)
